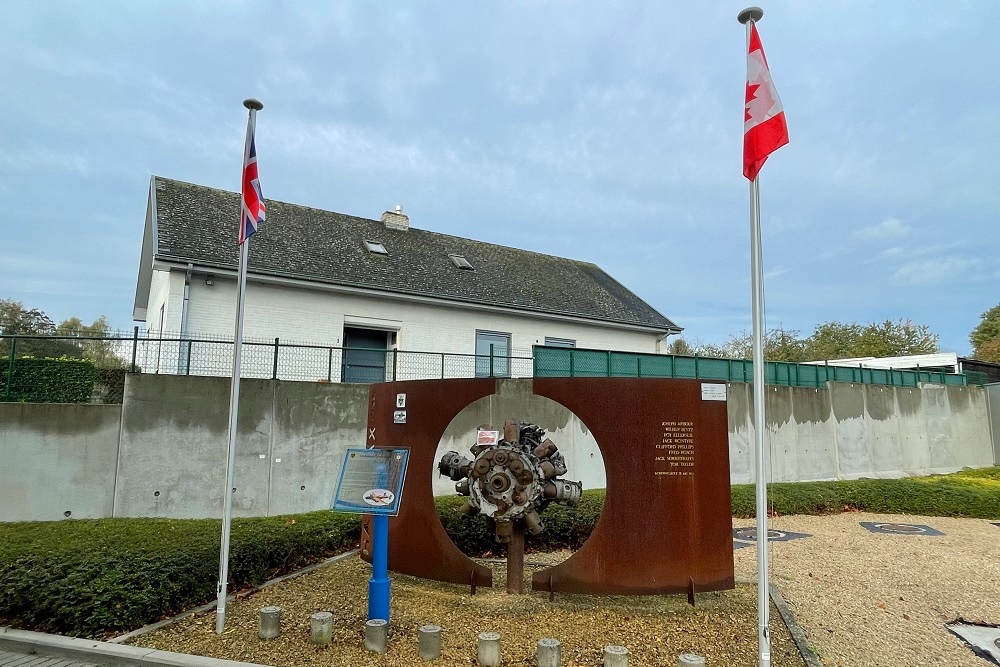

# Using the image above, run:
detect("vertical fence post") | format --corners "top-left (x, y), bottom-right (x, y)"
top-left (185, 339), bottom-right (193, 376)
top-left (694, 352), bottom-right (699, 379)
top-left (392, 349), bottom-right (398, 381)
top-left (4, 336), bottom-right (16, 402)
top-left (605, 351), bottom-right (611, 377)
top-left (327, 348), bottom-right (333, 382)
top-left (130, 326), bottom-right (139, 373)
top-left (272, 338), bottom-right (279, 380)
top-left (489, 344), bottom-right (495, 378)
top-left (569, 349), bottom-right (575, 377)
top-left (440, 352), bottom-right (445, 380)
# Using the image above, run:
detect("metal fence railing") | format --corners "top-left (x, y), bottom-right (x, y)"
top-left (532, 346), bottom-right (971, 389)
top-left (2, 331), bottom-right (978, 405)
top-left (1, 329), bottom-right (535, 404)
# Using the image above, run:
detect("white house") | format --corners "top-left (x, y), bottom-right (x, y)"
top-left (133, 176), bottom-right (681, 382)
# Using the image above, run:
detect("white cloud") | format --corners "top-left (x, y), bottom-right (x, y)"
top-left (0, 148), bottom-right (89, 175)
top-left (855, 217), bottom-right (911, 240)
top-left (890, 256), bottom-right (985, 286)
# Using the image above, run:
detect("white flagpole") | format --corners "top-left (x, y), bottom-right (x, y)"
top-left (216, 99), bottom-right (262, 634)
top-left (738, 7), bottom-right (771, 667)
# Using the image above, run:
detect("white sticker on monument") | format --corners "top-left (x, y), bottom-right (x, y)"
top-left (396, 393), bottom-right (406, 408)
top-left (259, 454), bottom-right (266, 459)
top-left (701, 383), bottom-right (727, 401)
top-left (393, 410), bottom-right (406, 424)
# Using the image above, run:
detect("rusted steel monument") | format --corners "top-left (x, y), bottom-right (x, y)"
top-left (361, 377), bottom-right (734, 598)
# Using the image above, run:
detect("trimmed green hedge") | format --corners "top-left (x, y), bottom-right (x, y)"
top-left (729, 467), bottom-right (1000, 519)
top-left (0, 511), bottom-right (360, 637)
top-left (1, 357), bottom-right (97, 403)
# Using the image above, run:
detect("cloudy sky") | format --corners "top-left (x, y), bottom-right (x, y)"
top-left (2, 2), bottom-right (997, 354)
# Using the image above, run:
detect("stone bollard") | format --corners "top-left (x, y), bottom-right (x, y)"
top-left (603, 644), bottom-right (629, 667)
top-left (477, 631), bottom-right (501, 667)
top-left (258, 606), bottom-right (281, 639)
top-left (678, 653), bottom-right (706, 666)
top-left (309, 611), bottom-right (333, 646)
top-left (537, 638), bottom-right (562, 667)
top-left (365, 619), bottom-right (388, 653)
top-left (418, 624), bottom-right (442, 661)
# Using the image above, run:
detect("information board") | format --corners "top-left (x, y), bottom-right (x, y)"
top-left (333, 448), bottom-right (409, 516)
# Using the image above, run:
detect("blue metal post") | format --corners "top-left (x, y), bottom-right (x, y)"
top-left (368, 514), bottom-right (390, 621)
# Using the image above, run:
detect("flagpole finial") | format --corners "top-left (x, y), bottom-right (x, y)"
top-left (243, 98), bottom-right (263, 111)
top-left (737, 7), bottom-right (763, 24)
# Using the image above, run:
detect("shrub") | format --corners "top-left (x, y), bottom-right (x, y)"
top-left (0, 511), bottom-right (360, 637)
top-left (0, 356), bottom-right (97, 403)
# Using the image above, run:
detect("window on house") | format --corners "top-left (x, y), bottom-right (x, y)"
top-left (364, 240), bottom-right (388, 255)
top-left (475, 330), bottom-right (511, 378)
top-left (449, 254), bottom-right (474, 270)
top-left (544, 337), bottom-right (576, 348)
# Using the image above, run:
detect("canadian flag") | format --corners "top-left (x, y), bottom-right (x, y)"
top-left (743, 22), bottom-right (788, 181)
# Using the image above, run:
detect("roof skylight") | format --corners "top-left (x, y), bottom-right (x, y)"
top-left (364, 240), bottom-right (388, 255)
top-left (449, 254), bottom-right (474, 270)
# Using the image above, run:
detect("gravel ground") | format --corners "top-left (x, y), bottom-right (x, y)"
top-left (127, 512), bottom-right (1000, 667)
top-left (733, 512), bottom-right (1000, 667)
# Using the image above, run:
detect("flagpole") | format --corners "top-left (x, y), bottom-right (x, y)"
top-left (738, 6), bottom-right (771, 667)
top-left (215, 98), bottom-right (263, 635)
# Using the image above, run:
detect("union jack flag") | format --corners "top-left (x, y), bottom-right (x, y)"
top-left (239, 117), bottom-right (265, 245)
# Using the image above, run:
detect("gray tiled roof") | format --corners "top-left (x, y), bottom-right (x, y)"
top-left (151, 176), bottom-right (679, 331)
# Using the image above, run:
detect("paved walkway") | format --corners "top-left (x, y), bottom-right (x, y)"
top-left (0, 649), bottom-right (100, 667)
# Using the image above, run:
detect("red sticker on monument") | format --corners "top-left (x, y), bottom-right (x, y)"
top-left (477, 430), bottom-right (500, 446)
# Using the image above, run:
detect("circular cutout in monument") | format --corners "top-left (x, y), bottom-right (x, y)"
top-left (433, 391), bottom-right (605, 559)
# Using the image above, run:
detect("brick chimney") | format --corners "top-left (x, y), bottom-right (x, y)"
top-left (381, 204), bottom-right (409, 231)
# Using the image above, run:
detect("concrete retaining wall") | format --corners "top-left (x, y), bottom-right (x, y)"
top-left (114, 374), bottom-right (369, 519)
top-left (0, 376), bottom-right (994, 522)
top-left (0, 402), bottom-right (122, 522)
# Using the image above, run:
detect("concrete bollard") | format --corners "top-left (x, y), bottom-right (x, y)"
top-left (603, 644), bottom-right (629, 667)
top-left (477, 631), bottom-right (501, 667)
top-left (537, 638), bottom-right (562, 667)
top-left (258, 606), bottom-right (281, 639)
top-left (365, 619), bottom-right (388, 653)
top-left (418, 624), bottom-right (442, 661)
top-left (678, 654), bottom-right (706, 666)
top-left (309, 611), bottom-right (333, 646)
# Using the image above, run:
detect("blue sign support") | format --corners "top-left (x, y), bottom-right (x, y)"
top-left (368, 514), bottom-right (390, 621)
top-left (332, 448), bottom-right (409, 624)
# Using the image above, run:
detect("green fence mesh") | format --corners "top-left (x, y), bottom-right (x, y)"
top-left (533, 347), bottom-right (968, 388)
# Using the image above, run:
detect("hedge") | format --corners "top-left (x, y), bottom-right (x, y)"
top-left (0, 356), bottom-right (97, 403)
top-left (0, 511), bottom-right (360, 637)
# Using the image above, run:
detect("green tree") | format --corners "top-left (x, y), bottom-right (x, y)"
top-left (665, 337), bottom-right (694, 355)
top-left (802, 319), bottom-right (938, 359)
top-left (969, 304), bottom-right (1000, 363)
top-left (713, 326), bottom-right (807, 361)
top-left (0, 300), bottom-right (79, 359)
top-left (57, 315), bottom-right (126, 368)
top-left (696, 319), bottom-right (939, 362)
